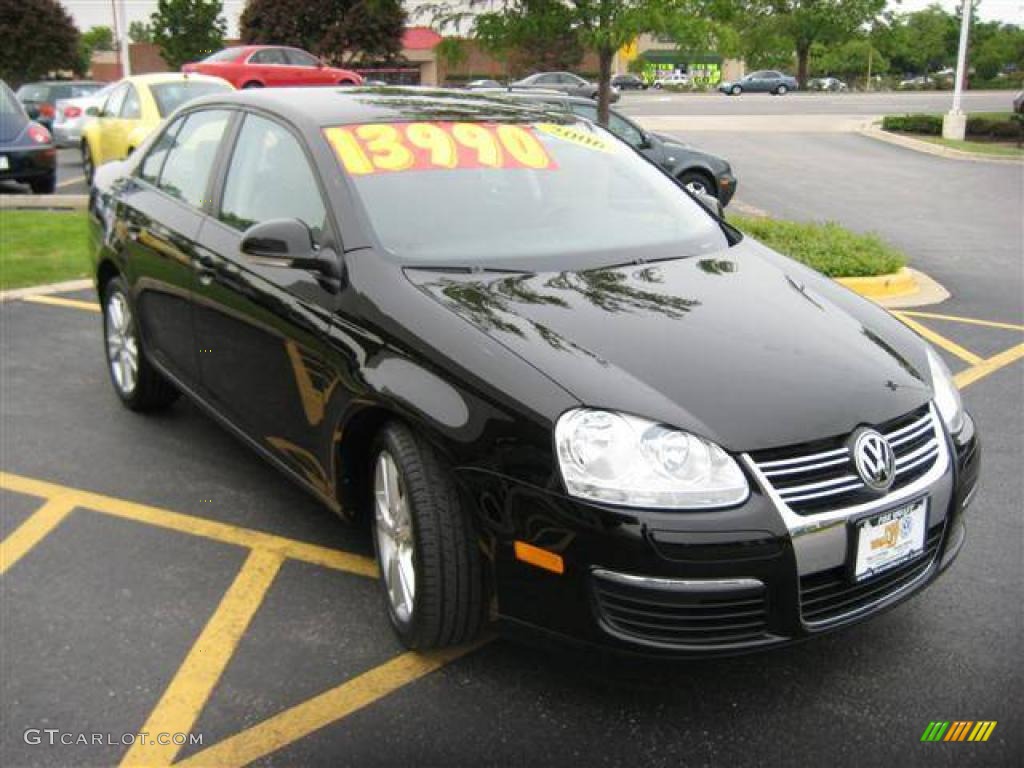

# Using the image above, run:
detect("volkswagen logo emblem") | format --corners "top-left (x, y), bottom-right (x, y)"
top-left (852, 429), bottom-right (896, 492)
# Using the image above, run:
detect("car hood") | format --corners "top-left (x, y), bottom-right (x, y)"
top-left (405, 238), bottom-right (933, 451)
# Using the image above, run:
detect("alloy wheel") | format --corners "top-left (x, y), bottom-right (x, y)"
top-left (374, 450), bottom-right (416, 624)
top-left (105, 291), bottom-right (138, 395)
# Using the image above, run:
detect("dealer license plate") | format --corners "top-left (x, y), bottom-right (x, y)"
top-left (852, 498), bottom-right (927, 581)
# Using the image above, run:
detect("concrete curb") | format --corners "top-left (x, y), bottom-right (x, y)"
top-left (836, 267), bottom-right (950, 309)
top-left (860, 122), bottom-right (1024, 165)
top-left (0, 194), bottom-right (88, 210)
top-left (0, 279), bottom-right (93, 302)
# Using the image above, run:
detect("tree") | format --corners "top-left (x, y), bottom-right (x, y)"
top-left (473, 0), bottom-right (584, 74)
top-left (0, 0), bottom-right (81, 84)
top-left (129, 21), bottom-right (154, 43)
top-left (814, 38), bottom-right (888, 80)
top-left (240, 0), bottom-right (406, 65)
top-left (743, 0), bottom-right (886, 86)
top-left (150, 0), bottom-right (227, 69)
top-left (81, 25), bottom-right (114, 52)
top-left (436, 1), bottom-right (709, 126)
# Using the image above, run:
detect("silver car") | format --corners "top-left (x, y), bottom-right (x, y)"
top-left (52, 82), bottom-right (115, 148)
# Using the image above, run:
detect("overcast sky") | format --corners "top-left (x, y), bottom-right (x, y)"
top-left (61, 0), bottom-right (1022, 39)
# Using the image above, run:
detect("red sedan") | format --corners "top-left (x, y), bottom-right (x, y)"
top-left (182, 46), bottom-right (363, 89)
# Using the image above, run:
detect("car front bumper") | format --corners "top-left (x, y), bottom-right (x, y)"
top-left (0, 145), bottom-right (57, 184)
top-left (464, 408), bottom-right (980, 658)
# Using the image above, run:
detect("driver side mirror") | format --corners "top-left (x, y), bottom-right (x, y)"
top-left (86, 106), bottom-right (101, 117)
top-left (240, 218), bottom-right (341, 281)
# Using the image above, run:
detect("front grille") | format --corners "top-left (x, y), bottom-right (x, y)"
top-left (750, 405), bottom-right (940, 515)
top-left (592, 571), bottom-right (770, 648)
top-left (799, 523), bottom-right (943, 624)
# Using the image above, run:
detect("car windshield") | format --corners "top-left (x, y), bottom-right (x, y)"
top-left (203, 48), bottom-right (244, 62)
top-left (16, 84), bottom-right (52, 102)
top-left (326, 119), bottom-right (728, 269)
top-left (150, 81), bottom-right (232, 117)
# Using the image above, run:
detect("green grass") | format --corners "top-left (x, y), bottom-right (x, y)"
top-left (729, 215), bottom-right (906, 278)
top-left (917, 135), bottom-right (1024, 157)
top-left (0, 210), bottom-right (91, 291)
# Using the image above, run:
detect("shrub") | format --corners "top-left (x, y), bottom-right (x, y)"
top-left (882, 114), bottom-right (942, 134)
top-left (883, 112), bottom-right (1022, 140)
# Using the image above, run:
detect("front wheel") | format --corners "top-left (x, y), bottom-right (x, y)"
top-left (82, 142), bottom-right (95, 184)
top-left (371, 422), bottom-right (485, 650)
top-left (102, 277), bottom-right (179, 411)
top-left (679, 171), bottom-right (716, 199)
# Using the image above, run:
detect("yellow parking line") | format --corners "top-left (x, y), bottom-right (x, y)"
top-left (899, 311), bottom-right (1024, 333)
top-left (121, 549), bottom-right (285, 768)
top-left (0, 495), bottom-right (77, 575)
top-left (891, 312), bottom-right (984, 365)
top-left (954, 343), bottom-right (1024, 390)
top-left (22, 295), bottom-right (101, 313)
top-left (175, 640), bottom-right (489, 768)
top-left (0, 472), bottom-right (377, 578)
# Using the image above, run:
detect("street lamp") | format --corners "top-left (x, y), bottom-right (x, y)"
top-left (942, 0), bottom-right (972, 140)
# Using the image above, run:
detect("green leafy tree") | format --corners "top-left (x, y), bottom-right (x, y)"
top-left (0, 0), bottom-right (81, 84)
top-left (435, 0), bottom-right (714, 126)
top-left (814, 38), bottom-right (888, 79)
top-left (473, 0), bottom-right (584, 74)
top-left (81, 25), bottom-right (114, 52)
top-left (129, 21), bottom-right (154, 43)
top-left (150, 0), bottom-right (227, 69)
top-left (240, 0), bottom-right (406, 65)
top-left (743, 0), bottom-right (886, 86)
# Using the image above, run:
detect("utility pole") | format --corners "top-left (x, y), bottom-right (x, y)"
top-left (111, 0), bottom-right (131, 77)
top-left (943, 0), bottom-right (972, 140)
top-left (866, 46), bottom-right (873, 92)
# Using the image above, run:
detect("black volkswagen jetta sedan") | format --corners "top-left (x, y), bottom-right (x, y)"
top-left (88, 88), bottom-right (980, 656)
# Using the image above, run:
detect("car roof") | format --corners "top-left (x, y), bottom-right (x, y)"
top-left (188, 86), bottom-right (578, 127)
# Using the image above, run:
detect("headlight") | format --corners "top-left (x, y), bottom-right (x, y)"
top-left (926, 346), bottom-right (964, 434)
top-left (554, 409), bottom-right (749, 509)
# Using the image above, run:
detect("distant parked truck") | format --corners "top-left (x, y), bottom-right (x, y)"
top-left (182, 46), bottom-right (363, 89)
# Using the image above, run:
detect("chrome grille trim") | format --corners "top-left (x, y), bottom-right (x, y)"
top-left (763, 455), bottom-right (850, 478)
top-left (886, 412), bottom-right (932, 441)
top-left (778, 474), bottom-right (862, 498)
top-left (756, 446), bottom-right (848, 470)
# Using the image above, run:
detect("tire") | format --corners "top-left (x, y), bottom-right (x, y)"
top-left (337, 79), bottom-right (356, 86)
top-left (679, 170), bottom-right (717, 200)
top-left (242, 81), bottom-right (263, 89)
top-left (370, 422), bottom-right (485, 650)
top-left (731, 85), bottom-right (741, 96)
top-left (776, 84), bottom-right (788, 95)
top-left (654, 83), bottom-right (662, 90)
top-left (102, 277), bottom-right (179, 411)
top-left (29, 172), bottom-right (56, 195)
top-left (82, 142), bottom-right (95, 185)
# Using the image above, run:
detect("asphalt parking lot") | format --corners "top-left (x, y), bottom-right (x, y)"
top-left (2, 98), bottom-right (1023, 768)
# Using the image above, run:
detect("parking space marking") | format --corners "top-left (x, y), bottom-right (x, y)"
top-left (22, 294), bottom-right (100, 313)
top-left (0, 472), bottom-right (377, 578)
top-left (898, 311), bottom-right (1024, 333)
top-left (56, 175), bottom-right (85, 189)
top-left (954, 343), bottom-right (1024, 390)
top-left (891, 311), bottom-right (984, 365)
top-left (0, 494), bottom-right (76, 575)
top-left (176, 640), bottom-right (488, 768)
top-left (122, 549), bottom-right (285, 768)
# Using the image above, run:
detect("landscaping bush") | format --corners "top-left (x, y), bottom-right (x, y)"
top-left (882, 112), bottom-right (1022, 140)
top-left (729, 216), bottom-right (906, 278)
top-left (881, 114), bottom-right (942, 135)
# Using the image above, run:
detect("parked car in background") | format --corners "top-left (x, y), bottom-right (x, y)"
top-left (718, 71), bottom-right (798, 95)
top-left (465, 79), bottom-right (505, 89)
top-left (182, 45), bottom-right (363, 89)
top-left (15, 80), bottom-right (104, 130)
top-left (611, 74), bottom-right (647, 90)
top-left (509, 72), bottom-right (619, 102)
top-left (53, 82), bottom-right (116, 148)
top-left (807, 77), bottom-right (848, 92)
top-left (1, 80), bottom-right (57, 194)
top-left (653, 72), bottom-right (691, 89)
top-left (898, 75), bottom-right (935, 90)
top-left (81, 73), bottom-right (233, 182)
top-left (488, 90), bottom-right (737, 205)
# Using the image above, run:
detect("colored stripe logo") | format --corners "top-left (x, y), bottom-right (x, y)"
top-left (921, 721), bottom-right (997, 742)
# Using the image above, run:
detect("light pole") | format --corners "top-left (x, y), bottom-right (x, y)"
top-left (942, 0), bottom-right (972, 140)
top-left (111, 0), bottom-right (131, 77)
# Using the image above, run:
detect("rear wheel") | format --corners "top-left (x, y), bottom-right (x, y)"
top-left (371, 422), bottom-right (485, 650)
top-left (776, 84), bottom-right (789, 95)
top-left (102, 277), bottom-right (179, 411)
top-left (82, 142), bottom-right (95, 184)
top-left (731, 85), bottom-right (742, 96)
top-left (29, 172), bottom-right (56, 195)
top-left (242, 81), bottom-right (263, 89)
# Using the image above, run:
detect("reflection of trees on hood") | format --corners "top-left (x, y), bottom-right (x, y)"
top-left (544, 266), bottom-right (700, 320)
top-left (426, 265), bottom-right (701, 359)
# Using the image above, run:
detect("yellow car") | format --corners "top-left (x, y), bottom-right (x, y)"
top-left (81, 73), bottom-right (233, 182)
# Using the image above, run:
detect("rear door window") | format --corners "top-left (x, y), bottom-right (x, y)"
top-left (156, 109), bottom-right (232, 209)
top-left (121, 86), bottom-right (141, 119)
top-left (285, 49), bottom-right (319, 67)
